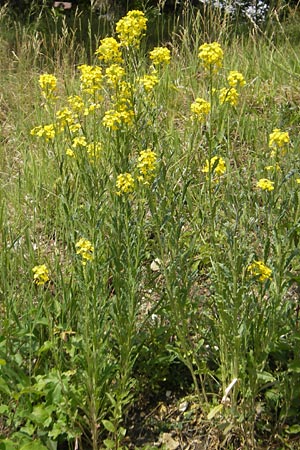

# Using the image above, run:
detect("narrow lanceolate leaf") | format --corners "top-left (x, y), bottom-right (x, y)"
top-left (207, 404), bottom-right (224, 420)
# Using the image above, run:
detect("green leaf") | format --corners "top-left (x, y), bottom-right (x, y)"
top-left (207, 404), bottom-right (224, 420)
top-left (38, 341), bottom-right (53, 355)
top-left (30, 405), bottom-right (54, 426)
top-left (20, 421), bottom-right (36, 436)
top-left (0, 404), bottom-right (9, 414)
top-left (288, 361), bottom-right (300, 373)
top-left (257, 371), bottom-right (276, 383)
top-left (0, 439), bottom-right (17, 450)
top-left (102, 420), bottom-right (116, 433)
top-left (0, 378), bottom-right (11, 395)
top-left (286, 424), bottom-right (300, 435)
top-left (119, 426), bottom-right (127, 437)
top-left (20, 441), bottom-right (48, 450)
top-left (103, 439), bottom-right (115, 449)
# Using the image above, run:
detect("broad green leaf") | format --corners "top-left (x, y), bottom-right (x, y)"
top-left (288, 361), bottom-right (300, 373)
top-left (20, 440), bottom-right (48, 450)
top-left (103, 439), bottom-right (115, 449)
top-left (20, 421), bottom-right (35, 436)
top-left (0, 439), bottom-right (17, 450)
top-left (0, 404), bottom-right (9, 414)
top-left (102, 420), bottom-right (116, 433)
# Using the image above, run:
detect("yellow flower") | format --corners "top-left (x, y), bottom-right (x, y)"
top-left (102, 105), bottom-right (134, 130)
top-left (32, 264), bottom-right (50, 285)
top-left (137, 149), bottom-right (157, 183)
top-left (105, 64), bottom-right (125, 86)
top-left (190, 98), bottom-right (211, 122)
top-left (269, 128), bottom-right (290, 156)
top-left (102, 109), bottom-right (122, 130)
top-left (219, 87), bottom-right (239, 106)
top-left (202, 156), bottom-right (226, 176)
top-left (257, 178), bottom-right (274, 191)
top-left (68, 95), bottom-right (85, 114)
top-left (116, 10), bottom-right (147, 48)
top-left (149, 47), bottom-right (171, 65)
top-left (78, 64), bottom-right (103, 94)
top-left (138, 74), bottom-right (159, 91)
top-left (227, 71), bottom-right (246, 88)
top-left (95, 37), bottom-right (123, 64)
top-left (30, 124), bottom-right (56, 141)
top-left (75, 238), bottom-right (94, 265)
top-left (116, 173), bottom-right (135, 195)
top-left (69, 123), bottom-right (81, 133)
top-left (198, 42), bottom-right (223, 71)
top-left (72, 136), bottom-right (87, 148)
top-left (247, 260), bottom-right (272, 282)
top-left (39, 74), bottom-right (57, 100)
top-left (66, 148), bottom-right (75, 157)
top-left (56, 107), bottom-right (76, 130)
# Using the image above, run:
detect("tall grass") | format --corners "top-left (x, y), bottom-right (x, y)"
top-left (0, 3), bottom-right (300, 449)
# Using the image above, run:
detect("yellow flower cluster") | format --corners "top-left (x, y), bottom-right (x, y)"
top-left (95, 37), bottom-right (123, 64)
top-left (269, 128), bottom-right (290, 157)
top-left (137, 149), bottom-right (157, 183)
top-left (202, 156), bottom-right (226, 176)
top-left (39, 74), bottom-right (57, 100)
top-left (227, 71), bottom-right (246, 88)
top-left (198, 42), bottom-right (223, 71)
top-left (247, 260), bottom-right (272, 282)
top-left (269, 128), bottom-right (290, 148)
top-left (190, 98), bottom-right (211, 122)
top-left (219, 87), bottom-right (239, 107)
top-left (68, 95), bottom-right (85, 114)
top-left (116, 173), bottom-right (135, 195)
top-left (30, 124), bottom-right (56, 141)
top-left (56, 107), bottom-right (76, 130)
top-left (116, 10), bottom-right (147, 48)
top-left (78, 64), bottom-right (103, 94)
top-left (32, 264), bottom-right (50, 285)
top-left (102, 107), bottom-right (134, 130)
top-left (75, 238), bottom-right (94, 265)
top-left (149, 47), bottom-right (171, 65)
top-left (257, 178), bottom-right (274, 191)
top-left (105, 64), bottom-right (125, 86)
top-left (139, 74), bottom-right (159, 91)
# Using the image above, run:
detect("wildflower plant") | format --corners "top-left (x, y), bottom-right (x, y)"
top-left (116, 10), bottom-right (147, 48)
top-left (4, 7), bottom-right (300, 450)
top-left (75, 237), bottom-right (94, 265)
top-left (149, 46), bottom-right (171, 65)
top-left (198, 41), bottom-right (223, 71)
